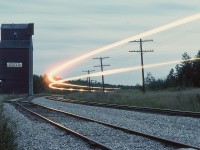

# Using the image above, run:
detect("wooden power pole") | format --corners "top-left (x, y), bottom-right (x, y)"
top-left (93, 57), bottom-right (110, 93)
top-left (129, 39), bottom-right (153, 93)
top-left (82, 70), bottom-right (95, 92)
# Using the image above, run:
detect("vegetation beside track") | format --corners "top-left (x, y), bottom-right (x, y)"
top-left (65, 88), bottom-right (200, 112)
top-left (0, 94), bottom-right (26, 150)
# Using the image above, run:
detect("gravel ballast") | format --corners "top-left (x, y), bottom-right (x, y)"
top-left (3, 103), bottom-right (93, 150)
top-left (3, 96), bottom-right (200, 149)
top-left (33, 97), bottom-right (200, 148)
top-left (31, 106), bottom-right (174, 150)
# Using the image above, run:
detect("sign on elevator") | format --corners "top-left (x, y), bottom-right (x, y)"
top-left (7, 62), bottom-right (23, 67)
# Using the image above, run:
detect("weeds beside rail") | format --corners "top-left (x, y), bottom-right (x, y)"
top-left (65, 88), bottom-right (200, 112)
top-left (0, 95), bottom-right (22, 150)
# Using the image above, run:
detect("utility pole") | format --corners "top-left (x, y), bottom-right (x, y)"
top-left (82, 70), bottom-right (95, 92)
top-left (93, 57), bottom-right (110, 93)
top-left (90, 80), bottom-right (97, 91)
top-left (129, 39), bottom-right (153, 93)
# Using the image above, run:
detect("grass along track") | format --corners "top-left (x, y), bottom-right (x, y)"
top-left (0, 94), bottom-right (27, 150)
top-left (47, 96), bottom-right (200, 118)
top-left (65, 88), bottom-right (200, 112)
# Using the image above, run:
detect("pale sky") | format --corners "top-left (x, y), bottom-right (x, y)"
top-left (0, 0), bottom-right (200, 85)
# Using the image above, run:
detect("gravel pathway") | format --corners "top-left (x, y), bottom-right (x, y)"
top-left (3, 103), bottom-right (94, 150)
top-left (33, 97), bottom-right (200, 148)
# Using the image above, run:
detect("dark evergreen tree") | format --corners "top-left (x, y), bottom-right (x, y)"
top-left (145, 50), bottom-right (200, 90)
top-left (166, 68), bottom-right (176, 87)
top-left (176, 52), bottom-right (193, 87)
top-left (145, 72), bottom-right (155, 85)
top-left (145, 72), bottom-right (166, 90)
top-left (33, 75), bottom-right (48, 93)
top-left (192, 50), bottom-right (200, 87)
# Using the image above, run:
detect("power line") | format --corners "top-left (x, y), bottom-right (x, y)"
top-left (129, 39), bottom-right (154, 93)
top-left (82, 70), bottom-right (95, 92)
top-left (93, 57), bottom-right (110, 93)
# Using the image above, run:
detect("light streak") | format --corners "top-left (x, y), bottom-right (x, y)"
top-left (49, 58), bottom-right (200, 91)
top-left (47, 13), bottom-right (200, 91)
top-left (52, 82), bottom-right (117, 90)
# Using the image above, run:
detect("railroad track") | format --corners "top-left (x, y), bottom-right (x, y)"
top-left (47, 96), bottom-right (200, 118)
top-left (15, 100), bottom-right (200, 150)
top-left (15, 101), bottom-right (110, 150)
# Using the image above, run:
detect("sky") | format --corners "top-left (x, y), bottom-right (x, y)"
top-left (0, 0), bottom-right (200, 86)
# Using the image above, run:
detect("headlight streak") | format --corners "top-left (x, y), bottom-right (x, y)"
top-left (47, 13), bottom-right (200, 91)
top-left (49, 58), bottom-right (200, 91)
top-left (52, 82), bottom-right (118, 90)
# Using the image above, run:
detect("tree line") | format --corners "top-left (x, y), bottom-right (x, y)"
top-left (145, 51), bottom-right (200, 90)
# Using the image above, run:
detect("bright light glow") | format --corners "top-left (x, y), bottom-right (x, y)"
top-left (47, 13), bottom-right (200, 91)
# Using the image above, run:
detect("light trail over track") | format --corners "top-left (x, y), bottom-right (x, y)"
top-left (48, 13), bottom-right (200, 91)
top-left (49, 58), bottom-right (200, 91)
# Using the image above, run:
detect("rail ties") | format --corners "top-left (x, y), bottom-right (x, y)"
top-left (15, 100), bottom-right (200, 150)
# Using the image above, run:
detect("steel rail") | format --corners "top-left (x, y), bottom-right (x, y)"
top-left (32, 101), bottom-right (200, 150)
top-left (47, 96), bottom-right (200, 118)
top-left (15, 101), bottom-right (111, 150)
